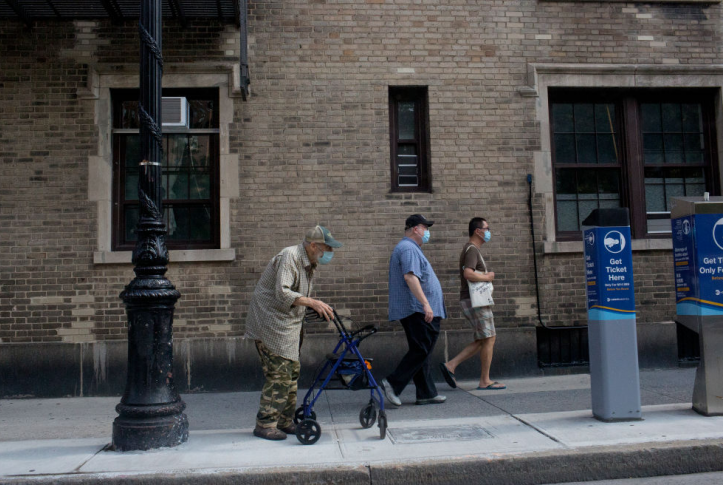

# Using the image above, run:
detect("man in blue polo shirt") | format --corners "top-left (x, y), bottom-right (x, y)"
top-left (382, 214), bottom-right (447, 406)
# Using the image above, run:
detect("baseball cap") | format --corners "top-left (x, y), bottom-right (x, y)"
top-left (305, 225), bottom-right (343, 248)
top-left (405, 214), bottom-right (435, 230)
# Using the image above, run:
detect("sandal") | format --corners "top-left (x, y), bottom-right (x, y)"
top-left (476, 382), bottom-right (506, 390)
top-left (439, 363), bottom-right (457, 389)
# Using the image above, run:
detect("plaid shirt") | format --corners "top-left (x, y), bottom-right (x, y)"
top-left (245, 244), bottom-right (316, 361)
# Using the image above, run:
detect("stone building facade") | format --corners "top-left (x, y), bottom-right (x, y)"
top-left (1, 0), bottom-right (721, 396)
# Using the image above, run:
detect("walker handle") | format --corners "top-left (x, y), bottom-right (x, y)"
top-left (350, 324), bottom-right (378, 345)
top-left (332, 308), bottom-right (350, 336)
top-left (350, 324), bottom-right (377, 338)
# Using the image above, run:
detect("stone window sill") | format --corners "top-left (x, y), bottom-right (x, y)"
top-left (93, 249), bottom-right (236, 265)
top-left (544, 238), bottom-right (672, 254)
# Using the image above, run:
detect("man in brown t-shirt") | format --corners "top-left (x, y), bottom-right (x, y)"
top-left (438, 217), bottom-right (506, 390)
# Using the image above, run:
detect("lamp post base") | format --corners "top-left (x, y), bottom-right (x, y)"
top-left (112, 410), bottom-right (189, 452)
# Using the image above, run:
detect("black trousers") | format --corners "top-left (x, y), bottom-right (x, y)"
top-left (386, 313), bottom-right (441, 400)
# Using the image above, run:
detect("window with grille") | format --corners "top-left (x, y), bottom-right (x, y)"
top-left (389, 87), bottom-right (431, 192)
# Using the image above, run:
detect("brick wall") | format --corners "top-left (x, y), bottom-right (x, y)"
top-left (0, 22), bottom-right (98, 343)
top-left (2, 0), bottom-right (721, 344)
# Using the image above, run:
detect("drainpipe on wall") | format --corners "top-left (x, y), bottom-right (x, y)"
top-left (239, 0), bottom-right (250, 100)
top-left (528, 174), bottom-right (590, 367)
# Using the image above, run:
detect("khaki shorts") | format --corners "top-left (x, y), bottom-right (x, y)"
top-left (460, 299), bottom-right (496, 340)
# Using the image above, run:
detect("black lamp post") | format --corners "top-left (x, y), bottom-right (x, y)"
top-left (112, 0), bottom-right (189, 451)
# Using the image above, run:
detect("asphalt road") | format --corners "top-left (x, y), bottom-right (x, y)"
top-left (546, 472), bottom-right (723, 484)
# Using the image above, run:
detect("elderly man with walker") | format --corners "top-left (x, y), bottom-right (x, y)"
top-left (246, 225), bottom-right (342, 440)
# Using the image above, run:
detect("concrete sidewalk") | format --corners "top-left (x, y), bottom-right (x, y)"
top-left (1, 368), bottom-right (723, 484)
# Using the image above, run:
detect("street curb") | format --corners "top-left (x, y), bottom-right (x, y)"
top-left (2, 439), bottom-right (723, 485)
top-left (371, 439), bottom-right (723, 485)
top-left (0, 465), bottom-right (372, 485)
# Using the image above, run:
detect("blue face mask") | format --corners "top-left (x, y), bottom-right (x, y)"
top-left (422, 229), bottom-right (431, 244)
top-left (318, 251), bottom-right (334, 265)
top-left (483, 230), bottom-right (491, 243)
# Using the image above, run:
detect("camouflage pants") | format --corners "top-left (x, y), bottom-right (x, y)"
top-left (255, 340), bottom-right (300, 429)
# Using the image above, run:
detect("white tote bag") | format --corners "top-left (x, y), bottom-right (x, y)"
top-left (465, 245), bottom-right (494, 308)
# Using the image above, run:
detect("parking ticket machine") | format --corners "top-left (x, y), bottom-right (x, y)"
top-left (582, 208), bottom-right (642, 422)
top-left (671, 196), bottom-right (723, 416)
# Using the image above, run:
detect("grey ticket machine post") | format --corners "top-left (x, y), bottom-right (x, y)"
top-left (582, 208), bottom-right (642, 422)
top-left (671, 196), bottom-right (723, 416)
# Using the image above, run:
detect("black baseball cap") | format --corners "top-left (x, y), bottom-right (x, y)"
top-left (405, 214), bottom-right (435, 230)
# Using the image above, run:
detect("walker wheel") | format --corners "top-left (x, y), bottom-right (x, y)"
top-left (296, 419), bottom-right (322, 445)
top-left (294, 406), bottom-right (317, 425)
top-left (378, 410), bottom-right (387, 440)
top-left (359, 403), bottom-right (377, 429)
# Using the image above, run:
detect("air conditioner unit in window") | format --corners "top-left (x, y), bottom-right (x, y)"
top-left (162, 97), bottom-right (188, 127)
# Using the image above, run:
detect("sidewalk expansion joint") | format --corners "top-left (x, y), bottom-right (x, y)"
top-left (466, 390), bottom-right (567, 447)
top-left (73, 442), bottom-right (112, 473)
top-left (322, 390), bottom-right (347, 458)
top-left (511, 415), bottom-right (566, 446)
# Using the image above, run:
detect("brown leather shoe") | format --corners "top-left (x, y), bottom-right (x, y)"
top-left (278, 423), bottom-right (296, 435)
top-left (253, 425), bottom-right (287, 441)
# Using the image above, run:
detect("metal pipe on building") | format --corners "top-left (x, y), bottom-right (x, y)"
top-left (239, 0), bottom-right (250, 99)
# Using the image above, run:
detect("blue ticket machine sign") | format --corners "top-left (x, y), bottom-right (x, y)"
top-left (671, 197), bottom-right (723, 416)
top-left (582, 208), bottom-right (641, 422)
top-left (583, 226), bottom-right (636, 320)
top-left (672, 213), bottom-right (723, 317)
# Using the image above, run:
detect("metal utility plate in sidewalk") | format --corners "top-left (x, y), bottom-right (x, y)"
top-left (518, 403), bottom-right (723, 447)
top-left (388, 424), bottom-right (494, 443)
top-left (336, 415), bottom-right (563, 463)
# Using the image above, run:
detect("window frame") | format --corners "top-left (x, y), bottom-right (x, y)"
top-left (550, 88), bottom-right (719, 241)
top-left (111, 88), bottom-right (221, 251)
top-left (388, 86), bottom-right (432, 193)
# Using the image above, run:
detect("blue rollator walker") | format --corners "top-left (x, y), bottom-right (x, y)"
top-left (294, 309), bottom-right (387, 445)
